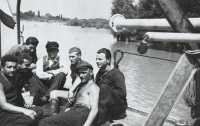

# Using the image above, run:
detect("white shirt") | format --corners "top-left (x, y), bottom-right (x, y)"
top-left (36, 55), bottom-right (68, 79)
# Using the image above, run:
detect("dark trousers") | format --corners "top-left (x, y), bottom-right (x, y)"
top-left (0, 106), bottom-right (43, 126)
top-left (39, 104), bottom-right (90, 126)
top-left (94, 84), bottom-right (127, 126)
top-left (30, 72), bottom-right (66, 97)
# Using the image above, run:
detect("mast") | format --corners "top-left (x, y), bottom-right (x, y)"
top-left (0, 21), bottom-right (1, 57)
top-left (16, 0), bottom-right (21, 44)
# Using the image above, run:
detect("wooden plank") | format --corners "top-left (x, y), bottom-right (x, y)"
top-left (143, 54), bottom-right (196, 126)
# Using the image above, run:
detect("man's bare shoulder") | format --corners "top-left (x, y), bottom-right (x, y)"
top-left (9, 44), bottom-right (22, 50)
top-left (0, 83), bottom-right (3, 88)
top-left (88, 82), bottom-right (99, 90)
top-left (0, 83), bottom-right (4, 91)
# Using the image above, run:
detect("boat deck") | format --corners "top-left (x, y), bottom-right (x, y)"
top-left (22, 92), bottom-right (175, 126)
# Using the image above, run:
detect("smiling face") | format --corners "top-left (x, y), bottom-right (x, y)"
top-left (2, 61), bottom-right (18, 77)
top-left (96, 53), bottom-right (110, 68)
top-left (69, 52), bottom-right (81, 65)
top-left (77, 68), bottom-right (92, 83)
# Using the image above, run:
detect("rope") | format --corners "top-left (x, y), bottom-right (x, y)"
top-left (113, 49), bottom-right (178, 65)
top-left (123, 51), bottom-right (178, 62)
top-left (113, 49), bottom-right (124, 68)
top-left (6, 0), bottom-right (14, 19)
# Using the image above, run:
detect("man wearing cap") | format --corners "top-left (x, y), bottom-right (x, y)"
top-left (46, 47), bottom-right (84, 115)
top-left (27, 41), bottom-right (68, 106)
top-left (94, 48), bottom-right (127, 126)
top-left (39, 61), bottom-right (99, 126)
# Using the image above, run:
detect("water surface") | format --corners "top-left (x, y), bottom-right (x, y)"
top-left (1, 21), bottom-right (192, 122)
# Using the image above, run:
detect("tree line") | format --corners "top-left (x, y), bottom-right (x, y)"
top-left (19, 11), bottom-right (109, 29)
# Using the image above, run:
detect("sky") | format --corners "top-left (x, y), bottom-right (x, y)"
top-left (1, 0), bottom-right (113, 19)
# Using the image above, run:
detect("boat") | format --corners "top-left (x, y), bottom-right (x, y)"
top-left (2, 0), bottom-right (200, 126)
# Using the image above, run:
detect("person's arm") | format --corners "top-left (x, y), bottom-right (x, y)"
top-left (113, 72), bottom-right (127, 98)
top-left (0, 83), bottom-right (37, 120)
top-left (36, 57), bottom-right (53, 80)
top-left (4, 45), bottom-right (20, 56)
top-left (68, 76), bottom-right (81, 97)
top-left (46, 58), bottom-right (68, 76)
top-left (30, 63), bottom-right (36, 70)
top-left (83, 84), bottom-right (99, 126)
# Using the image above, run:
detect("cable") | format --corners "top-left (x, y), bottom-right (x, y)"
top-left (114, 49), bottom-right (178, 63)
top-left (6, 0), bottom-right (14, 19)
top-left (122, 51), bottom-right (178, 62)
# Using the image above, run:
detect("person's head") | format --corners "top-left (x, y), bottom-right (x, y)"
top-left (46, 41), bottom-right (59, 60)
top-left (75, 61), bottom-right (93, 83)
top-left (96, 48), bottom-right (111, 68)
top-left (69, 47), bottom-right (81, 65)
top-left (1, 55), bottom-right (18, 77)
top-left (24, 37), bottom-right (39, 54)
top-left (17, 52), bottom-right (32, 73)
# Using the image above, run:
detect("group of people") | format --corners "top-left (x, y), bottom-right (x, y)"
top-left (0, 36), bottom-right (127, 126)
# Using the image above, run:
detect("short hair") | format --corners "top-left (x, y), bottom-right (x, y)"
top-left (1, 55), bottom-right (19, 67)
top-left (25, 37), bottom-right (39, 45)
top-left (97, 48), bottom-right (111, 60)
top-left (18, 52), bottom-right (32, 64)
top-left (69, 47), bottom-right (81, 55)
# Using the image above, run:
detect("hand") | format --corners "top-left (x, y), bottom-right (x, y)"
top-left (30, 63), bottom-right (36, 70)
top-left (64, 108), bottom-right (70, 112)
top-left (68, 89), bottom-right (74, 98)
top-left (48, 74), bottom-right (54, 80)
top-left (23, 109), bottom-right (37, 120)
top-left (24, 96), bottom-right (35, 108)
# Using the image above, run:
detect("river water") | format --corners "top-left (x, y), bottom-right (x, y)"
top-left (1, 21), bottom-right (192, 122)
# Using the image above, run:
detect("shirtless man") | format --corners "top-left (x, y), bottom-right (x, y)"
top-left (0, 55), bottom-right (43, 126)
top-left (48, 47), bottom-right (85, 114)
top-left (39, 61), bottom-right (99, 126)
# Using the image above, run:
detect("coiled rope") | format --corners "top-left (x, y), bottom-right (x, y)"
top-left (113, 49), bottom-right (178, 68)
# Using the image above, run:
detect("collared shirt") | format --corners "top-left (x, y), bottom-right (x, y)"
top-left (4, 44), bottom-right (38, 64)
top-left (36, 55), bottom-right (68, 79)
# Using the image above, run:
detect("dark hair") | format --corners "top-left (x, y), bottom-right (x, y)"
top-left (18, 52), bottom-right (32, 64)
top-left (97, 48), bottom-right (111, 60)
top-left (25, 37), bottom-right (39, 45)
top-left (1, 55), bottom-right (19, 66)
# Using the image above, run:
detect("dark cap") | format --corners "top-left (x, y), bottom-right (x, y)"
top-left (75, 61), bottom-right (93, 73)
top-left (46, 41), bottom-right (59, 50)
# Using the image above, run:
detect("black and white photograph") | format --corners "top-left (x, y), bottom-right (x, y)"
top-left (1, 0), bottom-right (200, 126)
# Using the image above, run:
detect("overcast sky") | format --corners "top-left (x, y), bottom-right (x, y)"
top-left (1, 0), bottom-right (113, 19)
